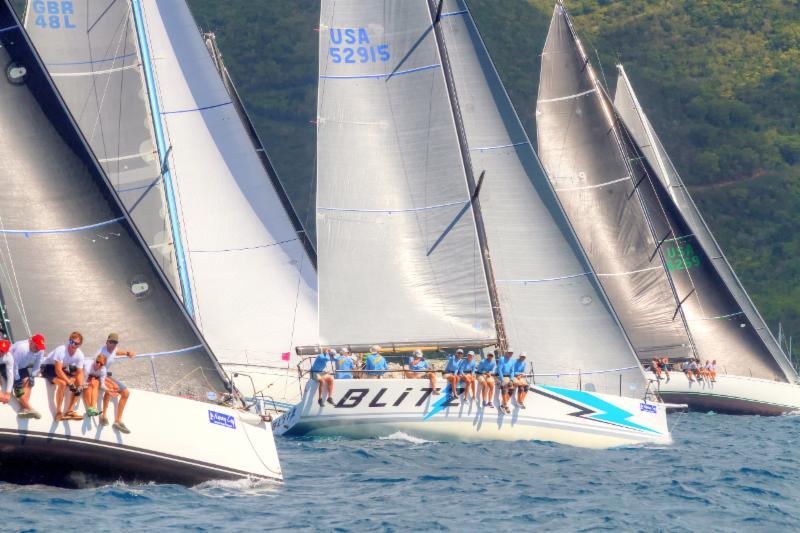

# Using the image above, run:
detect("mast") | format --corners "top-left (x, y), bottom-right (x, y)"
top-left (130, 0), bottom-right (194, 315)
top-left (428, 0), bottom-right (506, 353)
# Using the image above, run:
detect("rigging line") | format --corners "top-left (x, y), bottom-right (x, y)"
top-left (537, 88), bottom-right (596, 104)
top-left (672, 289), bottom-right (696, 321)
top-left (496, 272), bottom-right (590, 283)
top-left (320, 63), bottom-right (440, 80)
top-left (87, 0), bottom-right (119, 33)
top-left (117, 344), bottom-right (204, 360)
top-left (687, 311), bottom-right (744, 322)
top-left (470, 141), bottom-right (527, 152)
top-left (0, 213), bottom-right (29, 336)
top-left (98, 149), bottom-right (156, 164)
top-left (318, 199), bottom-right (466, 213)
top-left (440, 10), bottom-right (468, 18)
top-left (648, 230), bottom-right (673, 263)
top-left (554, 175), bottom-right (630, 192)
top-left (50, 63), bottom-right (139, 77)
top-left (161, 101), bottom-right (233, 115)
top-left (596, 265), bottom-right (662, 277)
top-left (0, 24), bottom-right (18, 33)
top-left (46, 52), bottom-right (137, 66)
top-left (190, 237), bottom-right (299, 254)
top-left (0, 217), bottom-right (124, 235)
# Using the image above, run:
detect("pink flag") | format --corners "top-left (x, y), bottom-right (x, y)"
top-left (281, 352), bottom-right (291, 362)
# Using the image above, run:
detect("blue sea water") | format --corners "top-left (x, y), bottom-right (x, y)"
top-left (1, 413), bottom-right (798, 531)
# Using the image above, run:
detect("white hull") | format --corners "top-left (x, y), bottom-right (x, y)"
top-left (0, 384), bottom-right (282, 487)
top-left (273, 379), bottom-right (671, 449)
top-left (648, 371), bottom-right (800, 415)
top-left (223, 364), bottom-right (306, 411)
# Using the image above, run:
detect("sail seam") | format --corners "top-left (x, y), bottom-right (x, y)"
top-left (46, 52), bottom-right (137, 66)
top-left (318, 200), bottom-right (466, 214)
top-left (531, 365), bottom-right (640, 377)
top-left (50, 64), bottom-right (139, 77)
top-left (440, 10), bottom-right (468, 18)
top-left (688, 311), bottom-right (745, 321)
top-left (537, 88), bottom-right (596, 103)
top-left (496, 272), bottom-right (590, 283)
top-left (596, 265), bottom-right (661, 277)
top-left (554, 175), bottom-right (630, 191)
top-left (470, 141), bottom-right (527, 152)
top-left (0, 217), bottom-right (124, 235)
top-left (125, 344), bottom-right (204, 359)
top-left (319, 63), bottom-right (440, 80)
top-left (99, 150), bottom-right (157, 164)
top-left (0, 24), bottom-right (18, 33)
top-left (189, 237), bottom-right (299, 253)
top-left (161, 101), bottom-right (233, 115)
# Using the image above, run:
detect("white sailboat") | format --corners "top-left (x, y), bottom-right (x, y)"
top-left (273, 0), bottom-right (670, 448)
top-left (0, 0), bottom-right (280, 485)
top-left (613, 64), bottom-right (800, 414)
top-left (23, 0), bottom-right (319, 408)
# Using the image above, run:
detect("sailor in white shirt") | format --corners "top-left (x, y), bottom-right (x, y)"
top-left (41, 332), bottom-right (86, 421)
top-left (82, 354), bottom-right (108, 418)
top-left (9, 333), bottom-right (45, 419)
top-left (98, 332), bottom-right (135, 434)
top-left (0, 339), bottom-right (13, 406)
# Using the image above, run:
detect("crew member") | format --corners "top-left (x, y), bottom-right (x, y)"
top-left (405, 350), bottom-right (438, 394)
top-left (476, 352), bottom-right (496, 408)
top-left (496, 350), bottom-right (516, 414)
top-left (661, 357), bottom-right (671, 382)
top-left (365, 345), bottom-right (388, 379)
top-left (512, 353), bottom-right (529, 409)
top-left (443, 349), bottom-right (464, 399)
top-left (0, 339), bottom-right (12, 407)
top-left (10, 333), bottom-right (45, 419)
top-left (335, 350), bottom-right (356, 380)
top-left (460, 351), bottom-right (477, 402)
top-left (310, 349), bottom-right (337, 406)
top-left (41, 332), bottom-right (85, 421)
top-left (709, 359), bottom-right (717, 382)
top-left (98, 332), bottom-right (135, 433)
top-left (83, 354), bottom-right (107, 418)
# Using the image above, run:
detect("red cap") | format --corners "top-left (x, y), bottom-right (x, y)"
top-left (0, 339), bottom-right (9, 353)
top-left (31, 333), bottom-right (45, 351)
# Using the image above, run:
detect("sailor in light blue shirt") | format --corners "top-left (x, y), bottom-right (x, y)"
top-left (335, 353), bottom-right (356, 379)
top-left (512, 353), bottom-right (530, 409)
top-left (476, 352), bottom-right (496, 408)
top-left (365, 345), bottom-right (389, 378)
top-left (311, 349), bottom-right (337, 406)
top-left (405, 349), bottom-right (439, 394)
top-left (460, 351), bottom-right (478, 401)
top-left (443, 349), bottom-right (464, 398)
top-left (496, 350), bottom-right (516, 414)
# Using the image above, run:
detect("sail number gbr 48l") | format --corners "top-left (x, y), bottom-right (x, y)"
top-left (31, 1), bottom-right (76, 29)
top-left (328, 28), bottom-right (390, 64)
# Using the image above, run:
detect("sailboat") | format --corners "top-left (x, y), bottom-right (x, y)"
top-left (613, 64), bottom-right (800, 414)
top-left (23, 0), bottom-right (319, 409)
top-left (272, 0), bottom-right (670, 448)
top-left (0, 0), bottom-right (280, 486)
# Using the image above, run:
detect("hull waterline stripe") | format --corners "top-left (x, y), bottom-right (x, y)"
top-left (0, 217), bottom-right (124, 235)
top-left (497, 272), bottom-right (590, 284)
top-left (320, 63), bottom-right (440, 80)
top-left (50, 63), bottom-right (139, 77)
top-left (161, 101), bottom-right (233, 115)
top-left (470, 141), bottom-right (527, 152)
top-left (537, 88), bottom-right (597, 104)
top-left (554, 175), bottom-right (631, 192)
top-left (46, 52), bottom-right (137, 66)
top-left (318, 200), bottom-right (466, 214)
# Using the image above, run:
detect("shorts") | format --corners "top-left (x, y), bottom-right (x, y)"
top-left (41, 364), bottom-right (57, 381)
top-left (477, 374), bottom-right (494, 384)
top-left (311, 371), bottom-right (331, 381)
top-left (500, 376), bottom-right (513, 390)
top-left (13, 367), bottom-right (32, 389)
top-left (108, 376), bottom-right (127, 392)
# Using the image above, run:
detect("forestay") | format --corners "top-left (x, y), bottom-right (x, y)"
top-left (24, 0), bottom-right (178, 289)
top-left (614, 66), bottom-right (798, 382)
top-left (316, 0), bottom-right (495, 346)
top-left (434, 0), bottom-right (646, 395)
top-left (128, 0), bottom-right (318, 368)
top-left (536, 4), bottom-right (692, 360)
top-left (0, 1), bottom-right (226, 395)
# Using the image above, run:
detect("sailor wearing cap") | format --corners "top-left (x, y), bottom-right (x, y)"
top-left (41, 332), bottom-right (86, 421)
top-left (443, 349), bottom-right (465, 399)
top-left (496, 349), bottom-right (516, 414)
top-left (460, 351), bottom-right (477, 401)
top-left (476, 352), bottom-right (496, 408)
top-left (512, 352), bottom-right (529, 409)
top-left (334, 349), bottom-right (356, 380)
top-left (311, 348), bottom-right (337, 406)
top-left (97, 333), bottom-right (135, 433)
top-left (405, 350), bottom-right (439, 394)
top-left (365, 345), bottom-right (388, 378)
top-left (9, 333), bottom-right (45, 419)
top-left (0, 339), bottom-right (13, 406)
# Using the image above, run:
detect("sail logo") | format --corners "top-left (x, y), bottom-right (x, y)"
top-left (328, 28), bottom-right (390, 64)
top-left (665, 242), bottom-right (701, 272)
top-left (208, 410), bottom-right (236, 429)
top-left (31, 1), bottom-right (76, 30)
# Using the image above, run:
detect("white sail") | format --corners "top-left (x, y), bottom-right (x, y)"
top-left (315, 0), bottom-right (495, 346)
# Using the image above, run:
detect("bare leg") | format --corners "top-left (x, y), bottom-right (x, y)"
top-left (19, 382), bottom-right (34, 411)
top-left (428, 372), bottom-right (436, 391)
top-left (116, 389), bottom-right (130, 423)
top-left (54, 380), bottom-right (66, 416)
top-left (102, 391), bottom-right (111, 419)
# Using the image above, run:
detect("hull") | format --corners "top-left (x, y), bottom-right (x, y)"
top-left (273, 379), bottom-right (671, 449)
top-left (0, 384), bottom-right (282, 487)
top-left (648, 372), bottom-right (800, 415)
top-left (224, 364), bottom-right (306, 411)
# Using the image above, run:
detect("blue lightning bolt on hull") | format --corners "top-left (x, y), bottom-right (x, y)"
top-left (541, 386), bottom-right (661, 434)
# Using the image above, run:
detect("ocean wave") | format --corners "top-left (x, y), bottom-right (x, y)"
top-left (378, 431), bottom-right (433, 444)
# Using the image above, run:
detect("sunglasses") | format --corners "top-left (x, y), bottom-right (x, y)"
top-left (68, 339), bottom-right (81, 347)
top-left (107, 340), bottom-right (118, 345)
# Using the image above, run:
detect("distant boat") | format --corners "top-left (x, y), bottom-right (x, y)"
top-left (613, 64), bottom-right (800, 414)
top-left (23, 0), bottom-right (319, 409)
top-left (0, 0), bottom-right (280, 486)
top-left (273, 0), bottom-right (670, 448)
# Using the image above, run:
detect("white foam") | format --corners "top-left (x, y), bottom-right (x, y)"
top-left (379, 431), bottom-right (432, 445)
top-left (192, 476), bottom-right (281, 497)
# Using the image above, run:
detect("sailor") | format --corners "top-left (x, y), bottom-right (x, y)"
top-left (709, 359), bottom-right (717, 382)
top-left (98, 332), bottom-right (135, 433)
top-left (661, 357), bottom-right (671, 382)
top-left (512, 353), bottom-right (529, 409)
top-left (681, 360), bottom-right (693, 382)
top-left (9, 333), bottom-right (45, 419)
top-left (443, 349), bottom-right (464, 399)
top-left (496, 350), bottom-right (516, 414)
top-left (0, 339), bottom-right (13, 406)
top-left (460, 351), bottom-right (477, 401)
top-left (41, 332), bottom-right (86, 421)
top-left (476, 352), bottom-right (496, 408)
top-left (689, 359), bottom-right (700, 382)
top-left (405, 350), bottom-right (438, 394)
top-left (311, 349), bottom-right (337, 406)
top-left (334, 350), bottom-right (356, 380)
top-left (651, 358), bottom-right (662, 380)
top-left (82, 354), bottom-right (107, 418)
top-left (365, 345), bottom-right (388, 379)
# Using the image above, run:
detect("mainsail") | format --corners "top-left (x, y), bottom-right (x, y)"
top-left (614, 65), bottom-right (798, 382)
top-left (25, 0), bottom-right (319, 372)
top-left (0, 0), bottom-right (226, 395)
top-left (436, 0), bottom-right (647, 395)
top-left (316, 0), bottom-right (495, 347)
top-left (536, 3), bottom-right (693, 360)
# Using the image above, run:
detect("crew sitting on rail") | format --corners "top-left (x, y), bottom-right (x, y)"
top-left (708, 359), bottom-right (717, 382)
top-left (335, 350), bottom-right (356, 380)
top-left (681, 360), bottom-right (693, 382)
top-left (460, 351), bottom-right (477, 401)
top-left (512, 353), bottom-right (529, 409)
top-left (660, 357), bottom-right (671, 382)
top-left (98, 332), bottom-right (135, 434)
top-left (311, 349), bottom-right (337, 406)
top-left (365, 345), bottom-right (388, 378)
top-left (405, 350), bottom-right (439, 394)
top-left (0, 339), bottom-right (13, 407)
top-left (651, 358), bottom-right (663, 380)
top-left (41, 332), bottom-right (86, 421)
top-left (443, 349), bottom-right (464, 399)
top-left (689, 359), bottom-right (700, 382)
top-left (10, 333), bottom-right (45, 419)
top-left (496, 350), bottom-right (516, 414)
top-left (476, 351), bottom-right (496, 408)
top-left (83, 354), bottom-right (107, 418)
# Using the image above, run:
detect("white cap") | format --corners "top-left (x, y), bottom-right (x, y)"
top-left (341, 347), bottom-right (350, 354)
top-left (370, 345), bottom-right (381, 353)
top-left (518, 352), bottom-right (527, 358)
top-left (467, 351), bottom-right (475, 356)
top-left (456, 348), bottom-right (464, 354)
top-left (413, 349), bottom-right (423, 357)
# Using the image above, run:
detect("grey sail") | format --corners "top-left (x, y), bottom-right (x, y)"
top-left (0, 2), bottom-right (226, 395)
top-left (23, 0), bottom-right (179, 290)
top-left (614, 66), bottom-right (798, 382)
top-left (316, 0), bottom-right (495, 346)
top-left (536, 3), bottom-right (693, 360)
top-left (436, 0), bottom-right (646, 396)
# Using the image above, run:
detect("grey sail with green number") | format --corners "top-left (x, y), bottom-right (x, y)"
top-left (0, 1), bottom-right (226, 395)
top-left (614, 65), bottom-right (797, 382)
top-left (536, 3), bottom-right (693, 361)
top-left (436, 0), bottom-right (646, 396)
